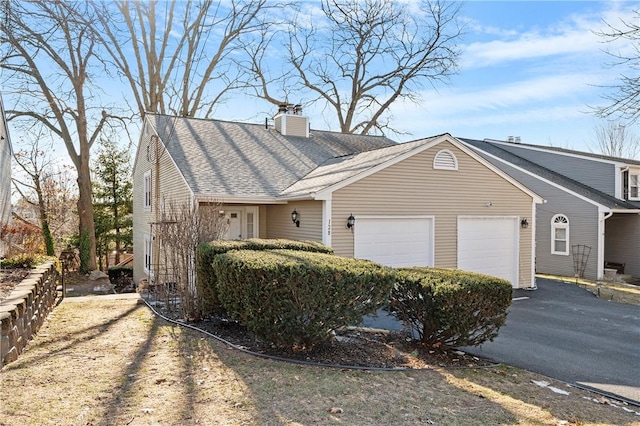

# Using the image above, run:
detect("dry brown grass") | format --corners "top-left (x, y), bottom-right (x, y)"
top-left (1, 297), bottom-right (638, 426)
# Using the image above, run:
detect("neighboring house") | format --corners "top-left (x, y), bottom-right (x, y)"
top-left (0, 95), bottom-right (12, 258)
top-left (132, 108), bottom-right (542, 289)
top-left (462, 138), bottom-right (640, 280)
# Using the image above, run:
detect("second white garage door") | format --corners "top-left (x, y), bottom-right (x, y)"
top-left (354, 216), bottom-right (434, 267)
top-left (457, 216), bottom-right (519, 286)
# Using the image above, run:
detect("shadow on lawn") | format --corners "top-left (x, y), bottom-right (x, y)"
top-left (99, 315), bottom-right (161, 422)
top-left (4, 303), bottom-right (141, 372)
top-left (175, 322), bottom-right (639, 426)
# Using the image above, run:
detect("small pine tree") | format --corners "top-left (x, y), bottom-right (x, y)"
top-left (92, 138), bottom-right (133, 270)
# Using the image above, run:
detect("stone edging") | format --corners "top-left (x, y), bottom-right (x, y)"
top-left (0, 262), bottom-right (59, 369)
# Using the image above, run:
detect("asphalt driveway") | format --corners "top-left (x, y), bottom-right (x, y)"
top-left (462, 278), bottom-right (640, 404)
top-left (363, 278), bottom-right (640, 404)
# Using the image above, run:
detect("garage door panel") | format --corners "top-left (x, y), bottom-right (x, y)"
top-left (355, 217), bottom-right (434, 267)
top-left (458, 217), bottom-right (518, 286)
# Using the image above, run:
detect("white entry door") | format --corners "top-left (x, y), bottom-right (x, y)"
top-left (222, 207), bottom-right (258, 240)
top-left (457, 216), bottom-right (519, 286)
top-left (225, 210), bottom-right (243, 239)
top-left (354, 216), bottom-right (434, 267)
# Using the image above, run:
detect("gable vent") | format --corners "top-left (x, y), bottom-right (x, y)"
top-left (433, 149), bottom-right (458, 170)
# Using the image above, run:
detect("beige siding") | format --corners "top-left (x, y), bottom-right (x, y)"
top-left (259, 205), bottom-right (268, 238)
top-left (332, 141), bottom-right (534, 287)
top-left (133, 126), bottom-right (192, 283)
top-left (266, 201), bottom-right (323, 241)
top-left (284, 115), bottom-right (308, 137)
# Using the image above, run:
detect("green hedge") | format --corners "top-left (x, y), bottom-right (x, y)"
top-left (214, 249), bottom-right (394, 350)
top-left (391, 268), bottom-right (512, 348)
top-left (196, 239), bottom-right (333, 316)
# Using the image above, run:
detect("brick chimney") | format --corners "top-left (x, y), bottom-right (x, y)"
top-left (274, 104), bottom-right (309, 137)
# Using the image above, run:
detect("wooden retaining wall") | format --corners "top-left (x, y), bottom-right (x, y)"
top-left (0, 262), bottom-right (59, 369)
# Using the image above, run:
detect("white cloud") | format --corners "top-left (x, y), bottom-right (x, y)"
top-left (460, 3), bottom-right (637, 69)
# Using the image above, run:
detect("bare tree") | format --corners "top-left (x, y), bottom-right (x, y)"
top-left (11, 128), bottom-right (78, 256)
top-left (12, 136), bottom-right (58, 256)
top-left (91, 0), bottom-right (271, 118)
top-left (1, 0), bottom-right (121, 271)
top-left (242, 0), bottom-right (463, 135)
top-left (593, 10), bottom-right (640, 122)
top-left (590, 121), bottom-right (640, 159)
top-left (155, 201), bottom-right (228, 320)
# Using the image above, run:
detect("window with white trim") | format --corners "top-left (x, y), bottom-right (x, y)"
top-left (246, 212), bottom-right (254, 239)
top-left (629, 173), bottom-right (639, 199)
top-left (433, 149), bottom-right (458, 170)
top-left (551, 214), bottom-right (569, 255)
top-left (144, 170), bottom-right (152, 210)
top-left (143, 233), bottom-right (153, 275)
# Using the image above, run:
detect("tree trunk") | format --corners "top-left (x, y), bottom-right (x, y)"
top-left (77, 159), bottom-right (97, 271)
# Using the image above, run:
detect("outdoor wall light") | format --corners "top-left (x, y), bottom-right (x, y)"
top-left (521, 218), bottom-right (529, 229)
top-left (291, 209), bottom-right (300, 227)
top-left (347, 214), bottom-right (356, 230)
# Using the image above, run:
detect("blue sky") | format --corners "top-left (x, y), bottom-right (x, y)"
top-left (6, 1), bottom-right (637, 161)
top-left (219, 1), bottom-right (637, 152)
top-left (389, 1), bottom-right (637, 150)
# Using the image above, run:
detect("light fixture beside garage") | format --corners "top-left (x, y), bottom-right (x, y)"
top-left (347, 214), bottom-right (355, 230)
top-left (291, 209), bottom-right (300, 227)
top-left (520, 218), bottom-right (529, 229)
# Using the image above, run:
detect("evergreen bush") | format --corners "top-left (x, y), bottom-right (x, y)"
top-left (214, 249), bottom-right (393, 350)
top-left (391, 268), bottom-right (512, 348)
top-left (196, 239), bottom-right (333, 316)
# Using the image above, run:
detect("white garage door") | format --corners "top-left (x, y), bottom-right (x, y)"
top-left (458, 216), bottom-right (519, 286)
top-left (354, 216), bottom-right (434, 267)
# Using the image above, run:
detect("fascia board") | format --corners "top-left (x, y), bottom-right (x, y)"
top-left (195, 195), bottom-right (289, 204)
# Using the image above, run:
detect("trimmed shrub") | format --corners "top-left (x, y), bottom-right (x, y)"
top-left (107, 266), bottom-right (134, 293)
top-left (214, 249), bottom-right (394, 350)
top-left (391, 268), bottom-right (512, 348)
top-left (196, 239), bottom-right (333, 316)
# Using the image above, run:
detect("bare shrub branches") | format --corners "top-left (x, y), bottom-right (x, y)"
top-left (154, 201), bottom-right (228, 319)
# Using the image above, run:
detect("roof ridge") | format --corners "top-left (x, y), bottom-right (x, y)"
top-left (148, 113), bottom-right (397, 140)
top-left (483, 137), bottom-right (640, 165)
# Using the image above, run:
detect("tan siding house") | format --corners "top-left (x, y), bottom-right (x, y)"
top-left (132, 111), bottom-right (541, 288)
top-left (330, 142), bottom-right (535, 287)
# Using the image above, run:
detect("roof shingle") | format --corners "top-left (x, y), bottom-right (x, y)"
top-left (148, 114), bottom-right (396, 199)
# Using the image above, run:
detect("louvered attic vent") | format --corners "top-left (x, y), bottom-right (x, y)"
top-left (433, 149), bottom-right (458, 170)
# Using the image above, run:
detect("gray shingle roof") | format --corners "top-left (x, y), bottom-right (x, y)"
top-left (461, 138), bottom-right (640, 210)
top-left (148, 114), bottom-right (396, 199)
top-left (485, 139), bottom-right (640, 166)
top-left (281, 137), bottom-right (440, 197)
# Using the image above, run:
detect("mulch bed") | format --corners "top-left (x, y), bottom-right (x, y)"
top-left (150, 303), bottom-right (495, 370)
top-left (1, 269), bottom-right (495, 370)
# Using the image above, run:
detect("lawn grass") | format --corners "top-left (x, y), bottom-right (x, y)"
top-left (1, 298), bottom-right (638, 425)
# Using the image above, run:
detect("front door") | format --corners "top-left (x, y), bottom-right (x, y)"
top-left (226, 210), bottom-right (243, 239)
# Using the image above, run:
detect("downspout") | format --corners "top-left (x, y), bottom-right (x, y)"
top-left (598, 211), bottom-right (613, 280)
top-left (321, 198), bottom-right (332, 247)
